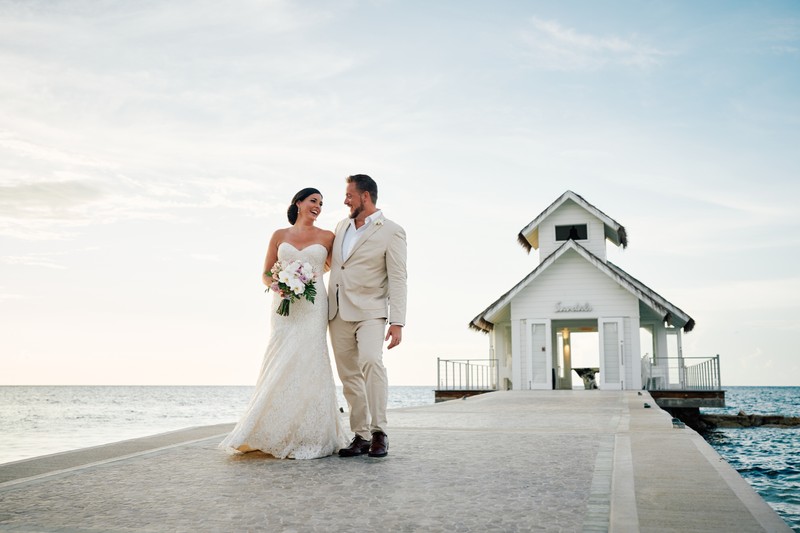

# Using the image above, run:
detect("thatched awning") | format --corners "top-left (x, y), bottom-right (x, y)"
top-left (517, 190), bottom-right (628, 253)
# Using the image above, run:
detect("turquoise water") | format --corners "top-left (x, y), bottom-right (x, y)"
top-left (702, 386), bottom-right (800, 531)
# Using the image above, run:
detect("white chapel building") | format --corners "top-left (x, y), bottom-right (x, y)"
top-left (469, 190), bottom-right (695, 391)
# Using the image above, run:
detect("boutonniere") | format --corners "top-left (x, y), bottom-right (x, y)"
top-left (375, 219), bottom-right (384, 226)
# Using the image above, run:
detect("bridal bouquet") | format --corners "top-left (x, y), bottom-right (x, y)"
top-left (269, 260), bottom-right (317, 316)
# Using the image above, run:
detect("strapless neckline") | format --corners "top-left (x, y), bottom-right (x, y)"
top-left (279, 242), bottom-right (327, 253)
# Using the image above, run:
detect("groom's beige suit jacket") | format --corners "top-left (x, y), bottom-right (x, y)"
top-left (327, 214), bottom-right (407, 325)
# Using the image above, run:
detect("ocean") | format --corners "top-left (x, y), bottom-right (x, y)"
top-left (0, 385), bottom-right (434, 465)
top-left (0, 385), bottom-right (797, 530)
top-left (701, 386), bottom-right (800, 531)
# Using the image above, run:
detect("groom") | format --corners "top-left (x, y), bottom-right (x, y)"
top-left (328, 174), bottom-right (407, 458)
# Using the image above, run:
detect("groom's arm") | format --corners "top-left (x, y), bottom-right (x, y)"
top-left (385, 226), bottom-right (407, 330)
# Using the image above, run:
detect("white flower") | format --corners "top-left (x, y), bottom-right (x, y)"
top-left (289, 278), bottom-right (305, 295)
top-left (269, 258), bottom-right (318, 315)
top-left (375, 219), bottom-right (384, 226)
top-left (286, 260), bottom-right (301, 274)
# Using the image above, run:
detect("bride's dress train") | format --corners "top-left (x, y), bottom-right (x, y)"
top-left (219, 243), bottom-right (346, 459)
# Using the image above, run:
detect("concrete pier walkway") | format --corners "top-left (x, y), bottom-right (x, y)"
top-left (0, 391), bottom-right (791, 532)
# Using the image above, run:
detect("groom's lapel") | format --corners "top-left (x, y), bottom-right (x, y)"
top-left (334, 219), bottom-right (348, 265)
top-left (345, 216), bottom-right (384, 262)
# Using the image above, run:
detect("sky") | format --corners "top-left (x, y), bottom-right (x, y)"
top-left (1, 0), bottom-right (799, 387)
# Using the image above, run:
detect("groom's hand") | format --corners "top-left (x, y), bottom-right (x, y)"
top-left (386, 324), bottom-right (403, 349)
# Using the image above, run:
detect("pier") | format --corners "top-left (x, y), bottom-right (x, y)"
top-left (0, 391), bottom-right (790, 532)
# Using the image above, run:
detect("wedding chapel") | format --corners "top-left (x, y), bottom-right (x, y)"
top-left (468, 190), bottom-right (695, 392)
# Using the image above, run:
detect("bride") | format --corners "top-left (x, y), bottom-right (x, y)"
top-left (219, 187), bottom-right (346, 459)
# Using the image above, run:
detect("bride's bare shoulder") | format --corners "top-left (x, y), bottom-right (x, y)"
top-left (270, 227), bottom-right (292, 240)
top-left (318, 228), bottom-right (335, 249)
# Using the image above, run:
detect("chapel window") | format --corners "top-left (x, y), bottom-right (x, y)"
top-left (555, 224), bottom-right (588, 241)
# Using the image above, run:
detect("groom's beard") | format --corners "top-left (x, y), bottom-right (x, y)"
top-left (349, 205), bottom-right (362, 219)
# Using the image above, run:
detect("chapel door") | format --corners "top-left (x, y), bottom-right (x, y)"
top-left (599, 318), bottom-right (624, 390)
top-left (522, 319), bottom-right (552, 390)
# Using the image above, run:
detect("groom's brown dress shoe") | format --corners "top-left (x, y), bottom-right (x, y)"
top-left (338, 435), bottom-right (370, 457)
top-left (368, 431), bottom-right (388, 458)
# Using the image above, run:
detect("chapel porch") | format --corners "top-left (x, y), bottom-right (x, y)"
top-left (435, 354), bottom-right (725, 406)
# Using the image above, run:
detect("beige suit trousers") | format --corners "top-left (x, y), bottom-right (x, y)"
top-left (329, 314), bottom-right (388, 439)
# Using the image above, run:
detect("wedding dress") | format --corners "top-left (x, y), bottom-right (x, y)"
top-left (219, 242), bottom-right (346, 459)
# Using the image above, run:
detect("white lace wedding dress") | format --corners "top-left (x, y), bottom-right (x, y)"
top-left (219, 242), bottom-right (346, 459)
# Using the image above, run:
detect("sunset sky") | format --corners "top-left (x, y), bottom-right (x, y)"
top-left (2, 0), bottom-right (799, 386)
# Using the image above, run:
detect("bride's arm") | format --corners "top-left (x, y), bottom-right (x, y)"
top-left (263, 230), bottom-right (283, 287)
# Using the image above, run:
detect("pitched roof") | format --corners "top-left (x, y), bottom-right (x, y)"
top-left (469, 240), bottom-right (694, 334)
top-left (517, 190), bottom-right (628, 252)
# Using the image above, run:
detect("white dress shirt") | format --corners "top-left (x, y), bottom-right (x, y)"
top-left (342, 210), bottom-right (382, 259)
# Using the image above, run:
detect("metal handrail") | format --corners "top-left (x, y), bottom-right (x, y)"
top-left (642, 354), bottom-right (721, 391)
top-left (437, 358), bottom-right (499, 391)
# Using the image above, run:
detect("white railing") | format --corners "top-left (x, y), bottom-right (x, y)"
top-left (437, 358), bottom-right (499, 391)
top-left (642, 354), bottom-right (721, 390)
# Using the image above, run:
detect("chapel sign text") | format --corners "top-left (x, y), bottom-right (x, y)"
top-left (555, 301), bottom-right (593, 312)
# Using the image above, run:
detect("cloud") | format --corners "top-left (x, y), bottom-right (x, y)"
top-left (0, 285), bottom-right (25, 300)
top-left (760, 17), bottom-right (800, 46)
top-left (0, 180), bottom-right (105, 218)
top-left (0, 173), bottom-right (285, 239)
top-left (739, 318), bottom-right (800, 332)
top-left (0, 246), bottom-right (102, 269)
top-left (770, 45), bottom-right (799, 55)
top-left (0, 177), bottom-right (116, 239)
top-left (517, 17), bottom-right (666, 71)
top-left (2, 253), bottom-right (68, 269)
top-left (0, 122), bottom-right (288, 239)
top-left (190, 253), bottom-right (222, 263)
top-left (0, 135), bottom-right (112, 169)
top-left (0, 0), bottom-right (358, 242)
top-left (674, 277), bottom-right (800, 312)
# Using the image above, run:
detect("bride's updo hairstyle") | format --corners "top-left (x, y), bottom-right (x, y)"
top-left (287, 187), bottom-right (322, 224)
